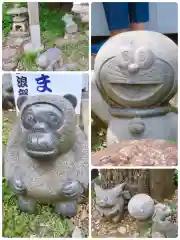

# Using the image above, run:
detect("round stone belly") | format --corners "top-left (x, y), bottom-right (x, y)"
top-left (18, 151), bottom-right (77, 202)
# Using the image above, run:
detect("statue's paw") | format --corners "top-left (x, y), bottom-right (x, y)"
top-left (10, 177), bottom-right (26, 195)
top-left (61, 180), bottom-right (84, 200)
top-left (55, 200), bottom-right (78, 218)
top-left (18, 196), bottom-right (36, 214)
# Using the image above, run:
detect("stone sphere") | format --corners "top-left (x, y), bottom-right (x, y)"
top-left (128, 193), bottom-right (155, 220)
top-left (95, 31), bottom-right (177, 108)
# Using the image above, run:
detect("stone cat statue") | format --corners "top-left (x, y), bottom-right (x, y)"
top-left (94, 181), bottom-right (131, 223)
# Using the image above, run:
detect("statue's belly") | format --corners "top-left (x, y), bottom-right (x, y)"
top-left (9, 150), bottom-right (78, 201)
top-left (107, 113), bottom-right (177, 146)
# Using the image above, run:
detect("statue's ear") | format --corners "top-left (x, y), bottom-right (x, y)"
top-left (17, 95), bottom-right (28, 110)
top-left (64, 94), bottom-right (77, 108)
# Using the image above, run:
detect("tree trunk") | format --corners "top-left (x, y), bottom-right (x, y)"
top-left (99, 169), bottom-right (176, 201)
top-left (99, 169), bottom-right (150, 196)
top-left (47, 3), bottom-right (73, 11)
top-left (149, 169), bottom-right (176, 201)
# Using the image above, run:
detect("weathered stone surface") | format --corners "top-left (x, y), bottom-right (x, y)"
top-left (5, 37), bottom-right (24, 47)
top-left (7, 6), bottom-right (28, 15)
top-left (2, 47), bottom-right (18, 61)
top-left (153, 203), bottom-right (172, 221)
top-left (62, 14), bottom-right (78, 34)
top-left (128, 193), bottom-right (154, 220)
top-left (9, 31), bottom-right (29, 38)
top-left (128, 194), bottom-right (154, 220)
top-left (23, 42), bottom-right (44, 54)
top-left (151, 232), bottom-right (165, 238)
top-left (91, 139), bottom-right (177, 167)
top-left (93, 31), bottom-right (178, 143)
top-left (107, 112), bottom-right (177, 146)
top-left (58, 63), bottom-right (77, 71)
top-left (36, 48), bottom-right (63, 70)
top-left (4, 94), bottom-right (89, 217)
top-left (3, 61), bottom-right (18, 71)
top-left (152, 221), bottom-right (178, 238)
top-left (91, 71), bottom-right (110, 125)
top-left (72, 226), bottom-right (82, 238)
top-left (94, 182), bottom-right (126, 223)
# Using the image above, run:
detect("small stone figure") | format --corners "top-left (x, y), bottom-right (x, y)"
top-left (94, 181), bottom-right (131, 223)
top-left (36, 48), bottom-right (63, 71)
top-left (7, 3), bottom-right (29, 38)
top-left (62, 14), bottom-right (78, 34)
top-left (72, 3), bottom-right (89, 23)
top-left (4, 94), bottom-right (89, 217)
top-left (93, 31), bottom-right (178, 145)
top-left (151, 203), bottom-right (178, 238)
top-left (128, 193), bottom-right (155, 220)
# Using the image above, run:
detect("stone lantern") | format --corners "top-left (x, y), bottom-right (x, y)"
top-left (94, 31), bottom-right (178, 146)
top-left (7, 3), bottom-right (29, 38)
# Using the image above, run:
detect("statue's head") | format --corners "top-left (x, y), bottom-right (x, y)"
top-left (17, 94), bottom-right (77, 160)
top-left (95, 31), bottom-right (177, 108)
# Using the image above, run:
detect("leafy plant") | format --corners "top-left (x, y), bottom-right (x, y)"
top-left (173, 169), bottom-right (178, 185)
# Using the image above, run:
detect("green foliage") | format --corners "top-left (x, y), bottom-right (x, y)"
top-left (39, 4), bottom-right (66, 39)
top-left (2, 4), bottom-right (12, 38)
top-left (168, 203), bottom-right (176, 212)
top-left (174, 169), bottom-right (178, 185)
top-left (3, 178), bottom-right (72, 237)
top-left (2, 118), bottom-right (11, 146)
top-left (17, 52), bottom-right (38, 71)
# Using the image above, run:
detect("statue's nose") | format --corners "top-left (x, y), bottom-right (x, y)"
top-left (33, 122), bottom-right (48, 132)
top-left (128, 63), bottom-right (139, 74)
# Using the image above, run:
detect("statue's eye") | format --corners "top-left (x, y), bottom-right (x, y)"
top-left (117, 47), bottom-right (134, 67)
top-left (135, 47), bottom-right (154, 68)
top-left (50, 115), bottom-right (58, 123)
top-left (47, 113), bottom-right (63, 129)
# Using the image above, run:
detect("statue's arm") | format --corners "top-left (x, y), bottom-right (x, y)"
top-left (4, 122), bottom-right (26, 195)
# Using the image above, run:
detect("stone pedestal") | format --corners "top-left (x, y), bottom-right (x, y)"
top-left (93, 31), bottom-right (178, 146)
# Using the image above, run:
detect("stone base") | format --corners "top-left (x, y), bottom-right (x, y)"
top-left (3, 62), bottom-right (18, 71)
top-left (107, 112), bottom-right (177, 146)
top-left (9, 30), bottom-right (30, 38)
top-left (23, 42), bottom-right (44, 54)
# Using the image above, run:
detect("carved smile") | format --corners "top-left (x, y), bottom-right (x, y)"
top-left (25, 149), bottom-right (58, 158)
top-left (24, 133), bottom-right (59, 159)
top-left (99, 57), bottom-right (174, 107)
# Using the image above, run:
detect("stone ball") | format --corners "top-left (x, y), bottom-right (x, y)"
top-left (128, 193), bottom-right (155, 220)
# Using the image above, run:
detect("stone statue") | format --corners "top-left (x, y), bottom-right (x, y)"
top-left (151, 203), bottom-right (178, 238)
top-left (128, 193), bottom-right (155, 220)
top-left (36, 48), bottom-right (63, 71)
top-left (93, 31), bottom-right (178, 145)
top-left (94, 181), bottom-right (131, 223)
top-left (4, 94), bottom-right (89, 217)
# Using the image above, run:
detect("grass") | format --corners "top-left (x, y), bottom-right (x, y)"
top-left (2, 113), bottom-right (74, 237)
top-left (3, 2), bottom-right (88, 71)
top-left (91, 115), bottom-right (107, 152)
top-left (16, 52), bottom-right (39, 71)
